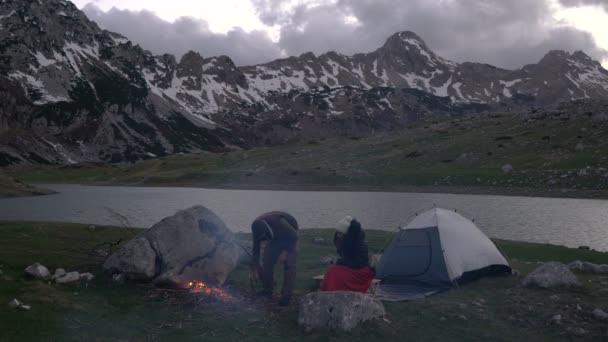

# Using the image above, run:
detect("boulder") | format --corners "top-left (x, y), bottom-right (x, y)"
top-left (24, 263), bottom-right (51, 280)
top-left (103, 206), bottom-right (241, 287)
top-left (56, 271), bottom-right (80, 284)
top-left (298, 291), bottom-right (386, 332)
top-left (522, 262), bottom-right (581, 289)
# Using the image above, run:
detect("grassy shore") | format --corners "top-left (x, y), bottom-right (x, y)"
top-left (1, 222), bottom-right (608, 341)
top-left (10, 110), bottom-right (608, 199)
top-left (0, 174), bottom-right (54, 198)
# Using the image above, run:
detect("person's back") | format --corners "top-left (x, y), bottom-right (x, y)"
top-left (251, 211), bottom-right (299, 306)
top-left (321, 217), bottom-right (375, 293)
top-left (336, 219), bottom-right (369, 269)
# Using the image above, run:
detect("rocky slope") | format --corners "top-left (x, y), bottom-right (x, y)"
top-left (1, 0), bottom-right (608, 166)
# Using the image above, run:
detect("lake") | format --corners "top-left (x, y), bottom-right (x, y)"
top-left (1, 184), bottom-right (607, 251)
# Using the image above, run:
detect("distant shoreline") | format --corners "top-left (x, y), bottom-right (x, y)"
top-left (55, 181), bottom-right (608, 200)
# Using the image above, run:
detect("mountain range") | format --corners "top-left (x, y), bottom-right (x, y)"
top-left (1, 0), bottom-right (608, 166)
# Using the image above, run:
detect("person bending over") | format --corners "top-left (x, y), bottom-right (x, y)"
top-left (251, 211), bottom-right (299, 306)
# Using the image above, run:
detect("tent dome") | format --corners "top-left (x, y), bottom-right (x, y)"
top-left (377, 208), bottom-right (511, 290)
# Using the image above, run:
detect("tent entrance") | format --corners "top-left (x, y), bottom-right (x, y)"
top-left (380, 228), bottom-right (433, 278)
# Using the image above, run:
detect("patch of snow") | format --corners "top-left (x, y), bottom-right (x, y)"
top-left (111, 36), bottom-right (129, 45)
top-left (452, 82), bottom-right (465, 100)
top-left (433, 76), bottom-right (452, 97)
top-left (34, 51), bottom-right (56, 67)
top-left (499, 79), bottom-right (522, 87)
top-left (58, 11), bottom-right (67, 17)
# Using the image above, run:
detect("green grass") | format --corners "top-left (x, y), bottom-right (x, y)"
top-left (2, 222), bottom-right (608, 341)
top-left (12, 111), bottom-right (608, 198)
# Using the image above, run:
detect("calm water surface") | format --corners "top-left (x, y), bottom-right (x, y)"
top-left (1, 184), bottom-right (607, 251)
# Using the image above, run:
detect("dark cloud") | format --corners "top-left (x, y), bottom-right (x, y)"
top-left (559, 0), bottom-right (608, 11)
top-left (254, 0), bottom-right (607, 69)
top-left (82, 1), bottom-right (607, 69)
top-left (82, 4), bottom-right (282, 66)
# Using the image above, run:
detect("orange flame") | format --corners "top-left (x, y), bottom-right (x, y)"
top-left (187, 281), bottom-right (234, 300)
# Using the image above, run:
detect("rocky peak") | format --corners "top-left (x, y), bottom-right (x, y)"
top-left (299, 52), bottom-right (317, 61)
top-left (177, 50), bottom-right (204, 87)
top-left (203, 55), bottom-right (247, 89)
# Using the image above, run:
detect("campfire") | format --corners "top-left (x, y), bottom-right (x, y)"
top-left (186, 281), bottom-right (235, 300)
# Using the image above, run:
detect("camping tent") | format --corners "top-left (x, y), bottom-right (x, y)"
top-left (376, 208), bottom-right (511, 301)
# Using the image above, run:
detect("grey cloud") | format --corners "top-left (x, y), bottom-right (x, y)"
top-left (559, 0), bottom-right (608, 11)
top-left (255, 0), bottom-right (607, 69)
top-left (82, 4), bottom-right (282, 66)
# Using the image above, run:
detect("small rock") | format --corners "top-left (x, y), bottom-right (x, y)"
top-left (522, 262), bottom-right (581, 289)
top-left (568, 327), bottom-right (587, 336)
top-left (458, 303), bottom-right (467, 310)
top-left (24, 263), bottom-right (51, 280)
top-left (577, 246), bottom-right (590, 250)
top-left (8, 299), bottom-right (21, 308)
top-left (592, 308), bottom-right (608, 321)
top-left (89, 225), bottom-right (96, 231)
top-left (568, 260), bottom-right (583, 271)
top-left (575, 143), bottom-right (585, 152)
top-left (319, 255), bottom-right (337, 265)
top-left (551, 314), bottom-right (562, 325)
top-left (20, 305), bottom-right (31, 311)
top-left (52, 268), bottom-right (67, 280)
top-left (576, 304), bottom-right (582, 311)
top-left (457, 315), bottom-right (467, 321)
top-left (550, 294), bottom-right (560, 301)
top-left (79, 273), bottom-right (95, 282)
top-left (370, 254), bottom-right (383, 268)
top-left (439, 317), bottom-right (446, 322)
top-left (56, 271), bottom-right (80, 284)
top-left (112, 273), bottom-right (125, 283)
top-left (502, 164), bottom-right (514, 174)
top-left (312, 237), bottom-right (326, 245)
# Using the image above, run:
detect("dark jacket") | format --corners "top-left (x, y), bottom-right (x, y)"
top-left (335, 220), bottom-right (369, 269)
top-left (252, 211), bottom-right (299, 263)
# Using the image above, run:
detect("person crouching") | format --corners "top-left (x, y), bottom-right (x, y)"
top-left (320, 216), bottom-right (375, 293)
top-left (251, 211), bottom-right (299, 306)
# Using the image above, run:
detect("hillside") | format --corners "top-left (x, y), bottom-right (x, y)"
top-left (1, 0), bottom-right (608, 166)
top-left (15, 100), bottom-right (608, 198)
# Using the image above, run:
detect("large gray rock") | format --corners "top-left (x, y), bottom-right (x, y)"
top-left (522, 262), bottom-right (581, 289)
top-left (103, 206), bottom-right (241, 287)
top-left (24, 263), bottom-right (51, 280)
top-left (298, 291), bottom-right (386, 332)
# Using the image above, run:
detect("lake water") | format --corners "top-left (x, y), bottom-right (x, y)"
top-left (1, 184), bottom-right (608, 251)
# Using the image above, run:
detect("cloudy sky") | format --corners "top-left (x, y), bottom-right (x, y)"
top-left (72, 0), bottom-right (608, 69)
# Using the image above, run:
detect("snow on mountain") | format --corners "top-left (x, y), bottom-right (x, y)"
top-left (1, 0), bottom-right (608, 166)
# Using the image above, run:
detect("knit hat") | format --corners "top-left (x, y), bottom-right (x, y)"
top-left (335, 216), bottom-right (353, 233)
